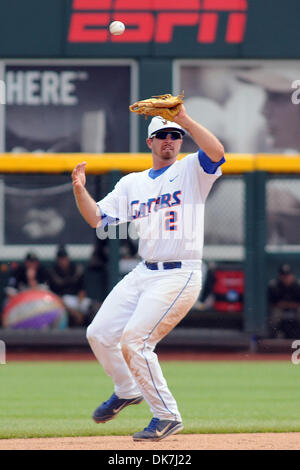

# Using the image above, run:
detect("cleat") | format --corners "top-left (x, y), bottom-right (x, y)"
top-left (132, 417), bottom-right (184, 441)
top-left (92, 393), bottom-right (144, 423)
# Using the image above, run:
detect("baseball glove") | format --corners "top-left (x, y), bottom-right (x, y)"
top-left (129, 92), bottom-right (184, 122)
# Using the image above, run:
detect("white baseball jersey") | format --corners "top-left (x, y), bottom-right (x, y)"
top-left (97, 149), bottom-right (223, 262)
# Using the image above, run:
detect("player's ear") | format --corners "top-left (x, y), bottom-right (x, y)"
top-left (146, 138), bottom-right (152, 150)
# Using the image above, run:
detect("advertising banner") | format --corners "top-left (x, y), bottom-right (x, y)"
top-left (174, 60), bottom-right (300, 154)
top-left (5, 61), bottom-right (137, 153)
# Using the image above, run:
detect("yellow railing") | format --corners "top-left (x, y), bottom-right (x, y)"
top-left (0, 153), bottom-right (299, 173)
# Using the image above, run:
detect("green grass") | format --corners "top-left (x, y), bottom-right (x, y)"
top-left (0, 360), bottom-right (300, 438)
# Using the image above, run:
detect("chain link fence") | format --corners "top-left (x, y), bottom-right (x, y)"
top-left (267, 176), bottom-right (300, 248)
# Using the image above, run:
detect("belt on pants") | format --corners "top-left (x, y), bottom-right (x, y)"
top-left (145, 261), bottom-right (182, 270)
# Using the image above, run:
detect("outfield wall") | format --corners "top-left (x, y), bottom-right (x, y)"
top-left (0, 153), bottom-right (299, 337)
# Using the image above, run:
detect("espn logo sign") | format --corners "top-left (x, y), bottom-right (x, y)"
top-left (68, 0), bottom-right (248, 44)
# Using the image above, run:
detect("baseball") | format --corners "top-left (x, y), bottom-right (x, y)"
top-left (109, 21), bottom-right (125, 36)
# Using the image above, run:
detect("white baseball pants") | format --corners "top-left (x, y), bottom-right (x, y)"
top-left (86, 262), bottom-right (202, 421)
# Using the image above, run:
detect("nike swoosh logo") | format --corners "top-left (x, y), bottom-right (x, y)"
top-left (169, 175), bottom-right (178, 182)
top-left (156, 423), bottom-right (172, 437)
top-left (113, 404), bottom-right (126, 414)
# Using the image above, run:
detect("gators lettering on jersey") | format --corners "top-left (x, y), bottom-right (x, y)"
top-left (130, 190), bottom-right (182, 219)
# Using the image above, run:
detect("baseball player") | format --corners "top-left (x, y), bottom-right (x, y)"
top-left (72, 105), bottom-right (225, 441)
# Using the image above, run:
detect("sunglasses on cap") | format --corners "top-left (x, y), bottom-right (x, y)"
top-left (152, 131), bottom-right (183, 140)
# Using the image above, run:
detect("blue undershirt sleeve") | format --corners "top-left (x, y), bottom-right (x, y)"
top-left (198, 149), bottom-right (226, 174)
top-left (98, 206), bottom-right (120, 227)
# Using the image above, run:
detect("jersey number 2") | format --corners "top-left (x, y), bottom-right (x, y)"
top-left (165, 211), bottom-right (177, 231)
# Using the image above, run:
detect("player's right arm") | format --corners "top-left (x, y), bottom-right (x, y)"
top-left (72, 162), bottom-right (102, 228)
top-left (174, 105), bottom-right (224, 162)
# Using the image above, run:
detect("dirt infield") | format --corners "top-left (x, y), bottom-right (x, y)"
top-left (0, 433), bottom-right (299, 450)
